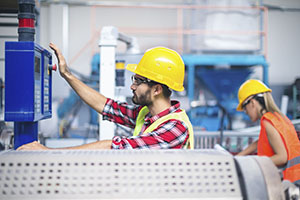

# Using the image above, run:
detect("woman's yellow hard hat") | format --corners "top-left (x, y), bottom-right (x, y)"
top-left (126, 47), bottom-right (185, 91)
top-left (237, 79), bottom-right (272, 111)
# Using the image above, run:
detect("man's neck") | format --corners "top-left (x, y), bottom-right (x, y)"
top-left (148, 99), bottom-right (171, 116)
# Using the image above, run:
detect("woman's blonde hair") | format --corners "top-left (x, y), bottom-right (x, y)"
top-left (263, 92), bottom-right (285, 118)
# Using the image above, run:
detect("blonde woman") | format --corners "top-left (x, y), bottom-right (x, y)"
top-left (236, 79), bottom-right (300, 185)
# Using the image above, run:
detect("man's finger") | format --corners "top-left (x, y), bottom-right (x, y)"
top-left (49, 42), bottom-right (59, 52)
top-left (49, 43), bottom-right (61, 57)
top-left (49, 43), bottom-right (66, 63)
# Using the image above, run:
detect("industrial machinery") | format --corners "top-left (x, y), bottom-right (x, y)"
top-left (184, 55), bottom-right (269, 130)
top-left (0, 149), bottom-right (289, 200)
top-left (183, 55), bottom-right (269, 152)
top-left (1, 2), bottom-right (300, 200)
top-left (5, 41), bottom-right (54, 149)
top-left (182, 1), bottom-right (269, 152)
top-left (4, 0), bottom-right (55, 149)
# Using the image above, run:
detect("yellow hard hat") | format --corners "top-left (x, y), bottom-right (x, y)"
top-left (236, 79), bottom-right (272, 111)
top-left (126, 47), bottom-right (185, 91)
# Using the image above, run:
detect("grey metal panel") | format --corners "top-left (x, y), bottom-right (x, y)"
top-left (252, 156), bottom-right (285, 200)
top-left (234, 156), bottom-right (269, 200)
top-left (0, 150), bottom-right (242, 199)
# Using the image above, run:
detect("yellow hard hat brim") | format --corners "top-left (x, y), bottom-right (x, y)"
top-left (236, 102), bottom-right (244, 111)
top-left (126, 64), bottom-right (138, 74)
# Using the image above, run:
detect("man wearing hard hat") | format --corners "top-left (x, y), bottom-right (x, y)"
top-left (18, 43), bottom-right (194, 150)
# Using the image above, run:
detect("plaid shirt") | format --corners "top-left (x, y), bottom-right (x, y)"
top-left (102, 98), bottom-right (189, 149)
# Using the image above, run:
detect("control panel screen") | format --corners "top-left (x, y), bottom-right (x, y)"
top-left (34, 56), bottom-right (40, 74)
top-left (34, 55), bottom-right (41, 115)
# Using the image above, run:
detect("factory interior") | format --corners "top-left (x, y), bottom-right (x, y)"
top-left (1, 0), bottom-right (300, 199)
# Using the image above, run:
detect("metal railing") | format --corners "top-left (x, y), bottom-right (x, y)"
top-left (194, 119), bottom-right (300, 153)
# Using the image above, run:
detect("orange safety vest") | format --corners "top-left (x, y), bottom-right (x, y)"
top-left (257, 112), bottom-right (300, 184)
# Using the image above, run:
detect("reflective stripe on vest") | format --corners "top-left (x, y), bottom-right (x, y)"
top-left (258, 112), bottom-right (300, 183)
top-left (281, 156), bottom-right (300, 171)
top-left (133, 106), bottom-right (194, 149)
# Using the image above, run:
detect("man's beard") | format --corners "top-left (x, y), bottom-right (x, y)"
top-left (132, 88), bottom-right (152, 107)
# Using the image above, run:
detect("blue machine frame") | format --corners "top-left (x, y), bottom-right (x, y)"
top-left (183, 54), bottom-right (269, 102)
top-left (5, 41), bottom-right (53, 149)
top-left (182, 54), bottom-right (269, 132)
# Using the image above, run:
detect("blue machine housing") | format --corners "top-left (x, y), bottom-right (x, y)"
top-left (183, 54), bottom-right (269, 131)
top-left (5, 41), bottom-right (52, 122)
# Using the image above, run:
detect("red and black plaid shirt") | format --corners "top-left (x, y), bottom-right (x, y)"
top-left (102, 98), bottom-right (189, 149)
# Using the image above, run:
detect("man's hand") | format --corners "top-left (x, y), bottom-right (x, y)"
top-left (17, 141), bottom-right (49, 151)
top-left (49, 42), bottom-right (107, 115)
top-left (49, 43), bottom-right (72, 78)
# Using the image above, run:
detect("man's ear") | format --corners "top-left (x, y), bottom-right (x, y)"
top-left (153, 84), bottom-right (163, 96)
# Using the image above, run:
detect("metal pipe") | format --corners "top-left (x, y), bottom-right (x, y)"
top-left (41, 1), bottom-right (266, 10)
top-left (176, 8), bottom-right (183, 53)
top-left (263, 7), bottom-right (268, 59)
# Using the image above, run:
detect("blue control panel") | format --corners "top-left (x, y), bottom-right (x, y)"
top-left (5, 41), bottom-right (52, 122)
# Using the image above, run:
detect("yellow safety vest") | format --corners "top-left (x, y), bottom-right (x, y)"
top-left (133, 106), bottom-right (194, 149)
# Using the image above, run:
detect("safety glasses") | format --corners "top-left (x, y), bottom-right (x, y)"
top-left (242, 96), bottom-right (255, 110)
top-left (131, 75), bottom-right (152, 86)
